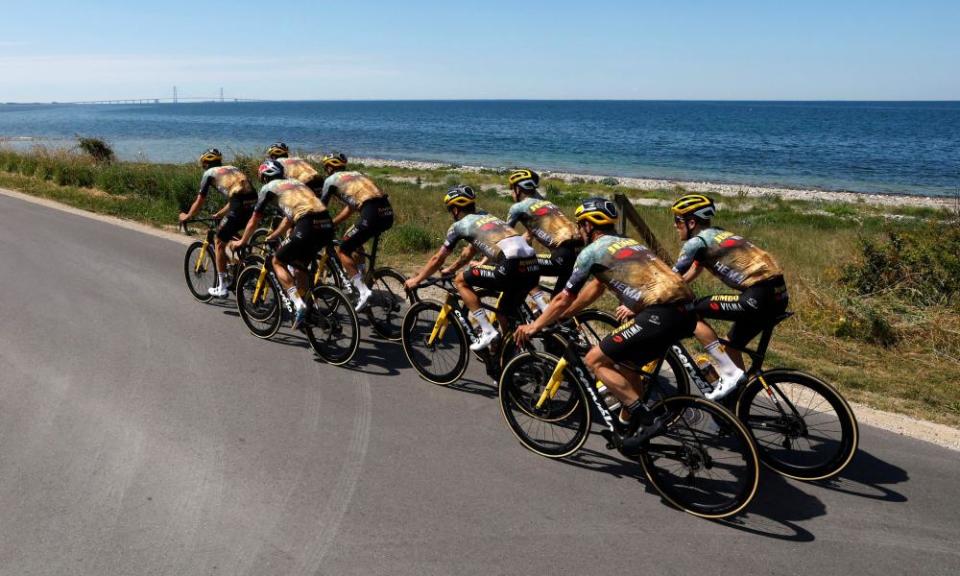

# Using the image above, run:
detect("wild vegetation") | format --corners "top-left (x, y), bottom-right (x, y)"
top-left (1, 144), bottom-right (958, 425)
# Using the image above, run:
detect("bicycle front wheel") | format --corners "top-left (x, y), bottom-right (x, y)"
top-left (304, 285), bottom-right (360, 366)
top-left (235, 264), bottom-right (282, 339)
top-left (366, 267), bottom-right (415, 341)
top-left (640, 396), bottom-right (759, 519)
top-left (401, 300), bottom-right (469, 385)
top-left (498, 352), bottom-right (591, 459)
top-left (736, 369), bottom-right (858, 481)
top-left (184, 241), bottom-right (217, 302)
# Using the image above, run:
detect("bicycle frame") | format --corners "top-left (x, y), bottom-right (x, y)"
top-left (667, 328), bottom-right (808, 433)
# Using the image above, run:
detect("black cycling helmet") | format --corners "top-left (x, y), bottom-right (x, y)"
top-left (258, 159), bottom-right (285, 183)
top-left (321, 151), bottom-right (348, 170)
top-left (266, 142), bottom-right (289, 159)
top-left (508, 168), bottom-right (540, 192)
top-left (199, 148), bottom-right (223, 169)
top-left (443, 185), bottom-right (476, 209)
top-left (574, 197), bottom-right (618, 227)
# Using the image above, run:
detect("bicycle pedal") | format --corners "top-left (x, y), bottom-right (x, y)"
top-left (600, 429), bottom-right (622, 450)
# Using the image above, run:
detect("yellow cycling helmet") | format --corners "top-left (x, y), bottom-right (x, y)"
top-left (443, 185), bottom-right (476, 208)
top-left (575, 197), bottom-right (618, 226)
top-left (671, 194), bottom-right (716, 221)
top-left (198, 148), bottom-right (223, 168)
top-left (507, 168), bottom-right (539, 191)
top-left (266, 142), bottom-right (289, 159)
top-left (321, 151), bottom-right (348, 169)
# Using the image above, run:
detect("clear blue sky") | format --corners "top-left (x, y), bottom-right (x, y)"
top-left (2, 0), bottom-right (958, 101)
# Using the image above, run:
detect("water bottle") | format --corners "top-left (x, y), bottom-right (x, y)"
top-left (695, 354), bottom-right (720, 390)
top-left (596, 381), bottom-right (621, 411)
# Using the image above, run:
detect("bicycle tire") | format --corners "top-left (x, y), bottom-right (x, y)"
top-left (365, 267), bottom-right (414, 341)
top-left (640, 395), bottom-right (759, 519)
top-left (736, 369), bottom-right (858, 481)
top-left (401, 300), bottom-right (469, 385)
top-left (184, 241), bottom-right (217, 302)
top-left (235, 263), bottom-right (282, 339)
top-left (304, 285), bottom-right (360, 366)
top-left (498, 351), bottom-right (591, 458)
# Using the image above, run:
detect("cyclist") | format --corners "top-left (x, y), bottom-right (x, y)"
top-left (229, 160), bottom-right (334, 329)
top-left (404, 185), bottom-right (540, 351)
top-left (514, 197), bottom-right (696, 448)
top-left (265, 142), bottom-right (324, 195)
top-left (319, 151), bottom-right (394, 311)
top-left (505, 168), bottom-right (582, 312)
top-left (179, 148), bottom-right (258, 298)
top-left (671, 193), bottom-right (788, 400)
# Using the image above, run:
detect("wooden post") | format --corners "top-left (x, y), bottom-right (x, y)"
top-left (613, 193), bottom-right (674, 266)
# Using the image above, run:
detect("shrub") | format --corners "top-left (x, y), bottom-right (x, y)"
top-left (841, 224), bottom-right (960, 307)
top-left (76, 137), bottom-right (115, 163)
top-left (600, 177), bottom-right (619, 186)
top-left (389, 224), bottom-right (434, 252)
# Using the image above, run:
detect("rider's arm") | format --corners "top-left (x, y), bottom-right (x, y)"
top-left (441, 245), bottom-right (477, 275)
top-left (681, 262), bottom-right (702, 283)
top-left (212, 203), bottom-right (231, 219)
top-left (181, 194), bottom-right (205, 220)
top-left (265, 218), bottom-right (291, 242)
top-left (526, 289), bottom-right (575, 333)
top-left (561, 278), bottom-right (605, 318)
top-left (408, 247), bottom-right (450, 285)
top-left (181, 170), bottom-right (215, 220)
top-left (332, 205), bottom-right (353, 226)
top-left (673, 236), bottom-right (706, 279)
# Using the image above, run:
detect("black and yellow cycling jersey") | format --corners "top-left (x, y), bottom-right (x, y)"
top-left (254, 179), bottom-right (328, 223)
top-left (565, 235), bottom-right (692, 312)
top-left (506, 197), bottom-right (579, 249)
top-left (198, 166), bottom-right (256, 210)
top-left (441, 212), bottom-right (534, 261)
top-left (320, 171), bottom-right (386, 210)
top-left (276, 157), bottom-right (321, 185)
top-left (673, 227), bottom-right (783, 291)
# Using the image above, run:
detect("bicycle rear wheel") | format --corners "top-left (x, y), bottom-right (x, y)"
top-left (184, 241), bottom-right (217, 302)
top-left (401, 300), bottom-right (469, 385)
top-left (304, 285), bottom-right (360, 366)
top-left (235, 264), bottom-right (282, 339)
top-left (365, 267), bottom-right (414, 341)
top-left (498, 352), bottom-right (591, 458)
top-left (640, 396), bottom-right (759, 519)
top-left (736, 369), bottom-right (858, 481)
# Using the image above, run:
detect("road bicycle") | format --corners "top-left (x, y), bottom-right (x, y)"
top-left (314, 234), bottom-right (413, 341)
top-left (400, 276), bottom-right (552, 386)
top-left (234, 241), bottom-right (360, 366)
top-left (498, 321), bottom-right (760, 518)
top-left (583, 311), bottom-right (858, 481)
top-left (180, 216), bottom-right (270, 302)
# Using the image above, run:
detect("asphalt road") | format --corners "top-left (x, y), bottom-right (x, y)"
top-left (1, 191), bottom-right (958, 576)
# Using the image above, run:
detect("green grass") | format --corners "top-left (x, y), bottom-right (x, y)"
top-left (3, 147), bottom-right (959, 426)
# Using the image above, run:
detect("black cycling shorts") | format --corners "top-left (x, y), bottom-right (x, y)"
top-left (340, 197), bottom-right (394, 254)
top-left (535, 241), bottom-right (581, 296)
top-left (691, 276), bottom-right (789, 348)
top-left (463, 256), bottom-right (540, 320)
top-left (275, 212), bottom-right (334, 269)
top-left (600, 303), bottom-right (696, 365)
top-left (216, 208), bottom-right (253, 243)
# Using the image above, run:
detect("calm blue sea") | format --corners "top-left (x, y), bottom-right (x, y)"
top-left (1, 100), bottom-right (958, 197)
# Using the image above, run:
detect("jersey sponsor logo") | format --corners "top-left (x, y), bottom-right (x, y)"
top-left (614, 248), bottom-right (637, 260)
top-left (480, 222), bottom-right (500, 231)
top-left (710, 294), bottom-right (740, 303)
top-left (613, 321), bottom-right (644, 340)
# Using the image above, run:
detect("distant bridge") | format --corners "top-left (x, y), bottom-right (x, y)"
top-left (59, 97), bottom-right (267, 105)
